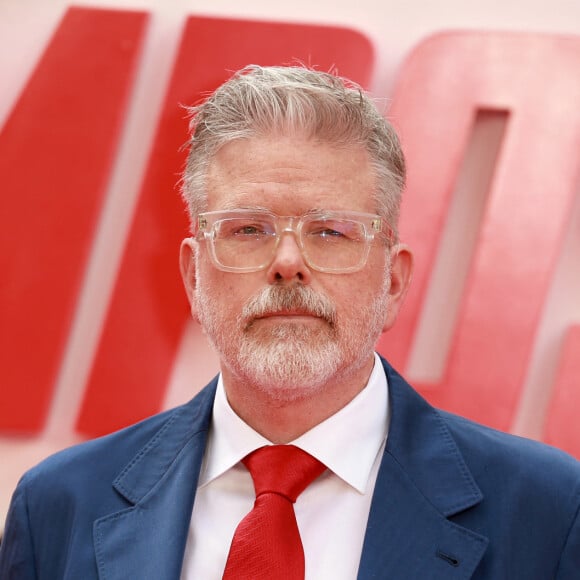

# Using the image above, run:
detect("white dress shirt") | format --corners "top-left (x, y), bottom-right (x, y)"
top-left (180, 353), bottom-right (389, 579)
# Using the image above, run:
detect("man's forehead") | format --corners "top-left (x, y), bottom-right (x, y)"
top-left (204, 134), bottom-right (375, 210)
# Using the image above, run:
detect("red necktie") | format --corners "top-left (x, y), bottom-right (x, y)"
top-left (222, 445), bottom-right (326, 580)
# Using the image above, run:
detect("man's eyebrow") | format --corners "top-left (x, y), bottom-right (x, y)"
top-left (216, 207), bottom-right (332, 216)
top-left (218, 205), bottom-right (272, 212)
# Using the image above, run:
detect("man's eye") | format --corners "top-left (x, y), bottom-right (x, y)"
top-left (308, 221), bottom-right (356, 240)
top-left (308, 219), bottom-right (365, 241)
top-left (227, 222), bottom-right (274, 237)
top-left (235, 225), bottom-right (263, 235)
top-left (315, 228), bottom-right (345, 238)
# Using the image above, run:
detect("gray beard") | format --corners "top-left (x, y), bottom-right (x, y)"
top-left (236, 320), bottom-right (344, 401)
top-left (195, 271), bottom-right (391, 402)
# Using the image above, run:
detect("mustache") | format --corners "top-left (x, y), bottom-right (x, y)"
top-left (241, 285), bottom-right (337, 327)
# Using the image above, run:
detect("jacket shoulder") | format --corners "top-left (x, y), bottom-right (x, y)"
top-left (441, 409), bottom-right (580, 482)
top-left (20, 381), bottom-right (216, 497)
top-left (23, 406), bottom-right (178, 490)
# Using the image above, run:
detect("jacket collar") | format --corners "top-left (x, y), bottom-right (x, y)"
top-left (358, 358), bottom-right (488, 579)
top-left (93, 379), bottom-right (217, 580)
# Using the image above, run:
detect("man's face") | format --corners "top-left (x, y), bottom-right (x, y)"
top-left (180, 134), bottom-right (412, 402)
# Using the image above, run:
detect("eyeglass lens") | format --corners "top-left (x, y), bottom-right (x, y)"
top-left (210, 214), bottom-right (370, 272)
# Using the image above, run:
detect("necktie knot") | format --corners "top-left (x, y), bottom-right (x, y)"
top-left (243, 445), bottom-right (326, 503)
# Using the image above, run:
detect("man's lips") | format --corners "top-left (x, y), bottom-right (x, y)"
top-left (244, 307), bottom-right (336, 330)
top-left (255, 310), bottom-right (320, 320)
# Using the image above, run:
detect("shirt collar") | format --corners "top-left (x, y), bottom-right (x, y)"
top-left (199, 352), bottom-right (389, 494)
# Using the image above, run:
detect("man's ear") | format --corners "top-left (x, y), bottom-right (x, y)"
top-left (383, 243), bottom-right (414, 332)
top-left (179, 237), bottom-right (199, 321)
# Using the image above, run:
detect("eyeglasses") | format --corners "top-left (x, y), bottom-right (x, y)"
top-left (195, 209), bottom-right (392, 273)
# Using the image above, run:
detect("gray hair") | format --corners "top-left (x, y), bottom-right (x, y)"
top-left (181, 65), bottom-right (405, 237)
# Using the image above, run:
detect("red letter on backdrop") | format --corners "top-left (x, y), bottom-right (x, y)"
top-left (544, 327), bottom-right (580, 456)
top-left (377, 32), bottom-right (580, 431)
top-left (0, 7), bottom-right (148, 433)
top-left (76, 16), bottom-right (374, 436)
top-left (5, 21), bottom-right (577, 439)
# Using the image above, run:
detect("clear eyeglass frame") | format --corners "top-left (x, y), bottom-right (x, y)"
top-left (194, 208), bottom-right (393, 274)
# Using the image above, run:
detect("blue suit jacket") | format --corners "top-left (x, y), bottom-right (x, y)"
top-left (1, 357), bottom-right (579, 579)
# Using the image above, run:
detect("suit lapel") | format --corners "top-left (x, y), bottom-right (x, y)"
top-left (93, 381), bottom-right (217, 580)
top-left (358, 361), bottom-right (489, 579)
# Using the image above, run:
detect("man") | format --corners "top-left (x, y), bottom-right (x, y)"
top-left (1, 65), bottom-right (579, 579)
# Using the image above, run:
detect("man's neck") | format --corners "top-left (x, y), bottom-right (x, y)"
top-left (220, 356), bottom-right (375, 443)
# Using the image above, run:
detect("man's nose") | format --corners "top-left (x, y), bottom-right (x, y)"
top-left (266, 231), bottom-right (312, 284)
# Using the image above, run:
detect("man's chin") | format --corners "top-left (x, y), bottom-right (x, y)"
top-left (245, 322), bottom-right (334, 343)
top-left (236, 342), bottom-right (342, 393)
